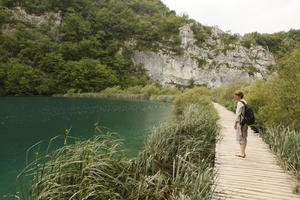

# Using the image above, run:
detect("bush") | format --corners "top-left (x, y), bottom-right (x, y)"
top-left (211, 79), bottom-right (250, 111)
top-left (191, 23), bottom-right (212, 47)
top-left (101, 86), bottom-right (125, 94)
top-left (158, 87), bottom-right (181, 95)
top-left (243, 79), bottom-right (274, 128)
top-left (140, 83), bottom-right (161, 97)
top-left (4, 62), bottom-right (48, 95)
top-left (174, 87), bottom-right (211, 114)
top-left (246, 47), bottom-right (300, 130)
top-left (124, 85), bottom-right (143, 94)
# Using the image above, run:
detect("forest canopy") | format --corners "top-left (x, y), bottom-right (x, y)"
top-left (0, 0), bottom-right (189, 95)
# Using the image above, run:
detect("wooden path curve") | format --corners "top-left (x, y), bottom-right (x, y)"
top-left (213, 103), bottom-right (299, 200)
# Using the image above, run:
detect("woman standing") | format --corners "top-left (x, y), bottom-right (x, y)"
top-left (233, 90), bottom-right (248, 158)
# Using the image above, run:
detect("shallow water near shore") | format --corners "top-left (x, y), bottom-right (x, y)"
top-left (0, 97), bottom-right (173, 197)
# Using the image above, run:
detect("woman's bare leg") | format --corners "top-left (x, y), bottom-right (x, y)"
top-left (240, 143), bottom-right (246, 156)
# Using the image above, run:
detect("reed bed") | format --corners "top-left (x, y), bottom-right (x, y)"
top-left (14, 103), bottom-right (219, 200)
top-left (262, 127), bottom-right (300, 177)
top-left (136, 103), bottom-right (219, 199)
top-left (53, 93), bottom-right (176, 103)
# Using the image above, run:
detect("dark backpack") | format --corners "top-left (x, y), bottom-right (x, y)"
top-left (240, 101), bottom-right (255, 126)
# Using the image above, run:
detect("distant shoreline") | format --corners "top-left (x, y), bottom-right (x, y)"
top-left (53, 93), bottom-right (176, 103)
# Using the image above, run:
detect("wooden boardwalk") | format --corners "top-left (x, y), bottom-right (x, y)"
top-left (213, 103), bottom-right (299, 200)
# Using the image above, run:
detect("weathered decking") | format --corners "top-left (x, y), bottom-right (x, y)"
top-left (213, 103), bottom-right (299, 200)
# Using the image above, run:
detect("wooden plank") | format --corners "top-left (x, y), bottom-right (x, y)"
top-left (213, 103), bottom-right (299, 200)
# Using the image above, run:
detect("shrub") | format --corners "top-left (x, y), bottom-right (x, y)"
top-left (191, 23), bottom-right (212, 47)
top-left (158, 87), bottom-right (181, 95)
top-left (125, 85), bottom-right (143, 94)
top-left (149, 95), bottom-right (176, 103)
top-left (211, 79), bottom-right (251, 111)
top-left (101, 86), bottom-right (125, 94)
top-left (174, 87), bottom-right (211, 114)
top-left (243, 79), bottom-right (274, 128)
top-left (241, 35), bottom-right (255, 48)
top-left (140, 83), bottom-right (161, 97)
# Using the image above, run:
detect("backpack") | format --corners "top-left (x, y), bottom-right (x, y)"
top-left (240, 101), bottom-right (255, 126)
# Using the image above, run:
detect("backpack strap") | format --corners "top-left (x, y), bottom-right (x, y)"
top-left (239, 101), bottom-right (246, 117)
top-left (240, 101), bottom-right (246, 106)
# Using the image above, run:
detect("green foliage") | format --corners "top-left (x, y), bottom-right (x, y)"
top-left (62, 84), bottom-right (181, 102)
top-left (211, 79), bottom-right (250, 111)
top-left (17, 103), bottom-right (219, 200)
top-left (101, 86), bottom-right (125, 94)
top-left (0, 0), bottom-right (189, 96)
top-left (158, 87), bottom-right (181, 95)
top-left (194, 57), bottom-right (207, 68)
top-left (1, 62), bottom-right (53, 95)
top-left (137, 103), bottom-right (219, 199)
top-left (174, 87), bottom-right (211, 114)
top-left (60, 12), bottom-right (92, 42)
top-left (0, 6), bottom-right (9, 27)
top-left (242, 29), bottom-right (300, 57)
top-left (191, 23), bottom-right (212, 47)
top-left (220, 33), bottom-right (239, 46)
top-left (241, 35), bottom-right (255, 48)
top-left (269, 47), bottom-right (300, 129)
top-left (263, 127), bottom-right (300, 179)
top-left (57, 59), bottom-right (118, 93)
top-left (212, 48), bottom-right (300, 178)
top-left (0, 63), bottom-right (8, 95)
top-left (140, 82), bottom-right (161, 97)
top-left (247, 47), bottom-right (300, 130)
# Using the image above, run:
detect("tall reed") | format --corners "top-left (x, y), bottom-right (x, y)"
top-left (14, 103), bottom-right (219, 200)
top-left (262, 127), bottom-right (300, 177)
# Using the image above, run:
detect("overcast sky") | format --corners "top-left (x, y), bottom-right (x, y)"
top-left (161, 0), bottom-right (300, 35)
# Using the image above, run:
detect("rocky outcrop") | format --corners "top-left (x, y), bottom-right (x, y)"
top-left (133, 24), bottom-right (275, 87)
top-left (1, 7), bottom-right (61, 34)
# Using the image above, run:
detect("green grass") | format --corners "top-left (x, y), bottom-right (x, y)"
top-left (14, 103), bottom-right (219, 200)
top-left (54, 84), bottom-right (181, 103)
top-left (262, 127), bottom-right (300, 177)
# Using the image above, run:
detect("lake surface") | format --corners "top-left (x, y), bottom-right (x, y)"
top-left (0, 97), bottom-right (173, 197)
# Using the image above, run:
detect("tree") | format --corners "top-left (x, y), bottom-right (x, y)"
top-left (0, 63), bottom-right (8, 95)
top-left (60, 12), bottom-right (91, 42)
top-left (5, 63), bottom-right (44, 95)
top-left (57, 59), bottom-right (118, 93)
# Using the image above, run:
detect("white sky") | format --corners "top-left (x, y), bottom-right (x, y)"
top-left (161, 0), bottom-right (300, 35)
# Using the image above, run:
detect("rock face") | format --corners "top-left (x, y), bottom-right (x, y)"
top-left (133, 24), bottom-right (275, 87)
top-left (2, 7), bottom-right (61, 34)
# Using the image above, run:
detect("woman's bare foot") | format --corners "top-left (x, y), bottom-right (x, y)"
top-left (235, 153), bottom-right (246, 158)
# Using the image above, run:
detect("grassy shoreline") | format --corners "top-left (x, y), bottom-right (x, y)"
top-left (13, 87), bottom-right (219, 200)
top-left (53, 93), bottom-right (177, 103)
top-left (14, 103), bottom-right (219, 200)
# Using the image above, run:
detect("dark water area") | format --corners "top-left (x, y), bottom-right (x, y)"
top-left (0, 97), bottom-right (173, 198)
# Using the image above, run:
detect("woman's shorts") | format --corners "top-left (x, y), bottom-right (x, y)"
top-left (236, 124), bottom-right (248, 144)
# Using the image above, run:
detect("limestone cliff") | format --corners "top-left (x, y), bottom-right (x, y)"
top-left (133, 24), bottom-right (275, 87)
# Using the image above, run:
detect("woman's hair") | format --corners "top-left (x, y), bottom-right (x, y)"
top-left (234, 90), bottom-right (244, 99)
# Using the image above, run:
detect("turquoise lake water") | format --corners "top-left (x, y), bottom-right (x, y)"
top-left (0, 97), bottom-right (173, 198)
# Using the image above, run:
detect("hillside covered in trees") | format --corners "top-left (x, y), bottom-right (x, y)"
top-left (0, 0), bottom-right (190, 95)
top-left (0, 0), bottom-right (299, 96)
